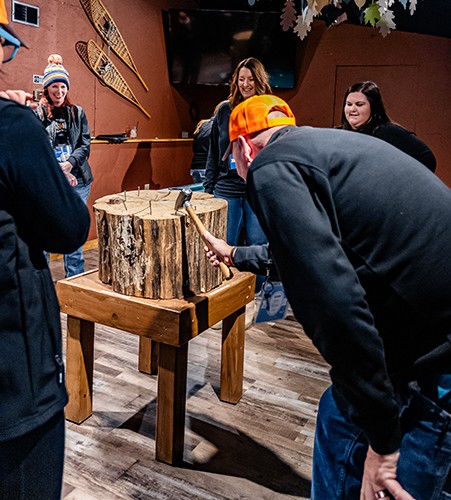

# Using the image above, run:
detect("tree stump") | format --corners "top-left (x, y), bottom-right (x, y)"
top-left (93, 189), bottom-right (228, 299)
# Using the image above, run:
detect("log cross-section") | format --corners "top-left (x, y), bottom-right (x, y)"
top-left (94, 190), bottom-right (228, 299)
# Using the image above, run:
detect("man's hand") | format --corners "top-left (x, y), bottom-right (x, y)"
top-left (360, 447), bottom-right (415, 499)
top-left (0, 89), bottom-right (36, 109)
top-left (203, 231), bottom-right (233, 267)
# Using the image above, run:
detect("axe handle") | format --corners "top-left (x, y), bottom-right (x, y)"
top-left (185, 204), bottom-right (231, 279)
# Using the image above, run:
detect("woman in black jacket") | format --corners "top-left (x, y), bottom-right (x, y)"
top-left (35, 54), bottom-right (93, 277)
top-left (339, 80), bottom-right (436, 172)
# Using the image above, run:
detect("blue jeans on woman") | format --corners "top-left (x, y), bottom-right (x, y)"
top-left (312, 384), bottom-right (451, 500)
top-left (218, 194), bottom-right (267, 292)
top-left (64, 180), bottom-right (91, 277)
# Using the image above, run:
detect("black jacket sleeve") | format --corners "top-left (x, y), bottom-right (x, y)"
top-left (68, 106), bottom-right (91, 171)
top-left (233, 244), bottom-right (280, 280)
top-left (3, 101), bottom-right (90, 254)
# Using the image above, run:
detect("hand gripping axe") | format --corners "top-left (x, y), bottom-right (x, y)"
top-left (174, 188), bottom-right (232, 279)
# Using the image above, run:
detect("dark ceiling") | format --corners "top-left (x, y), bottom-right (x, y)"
top-left (198, 0), bottom-right (451, 39)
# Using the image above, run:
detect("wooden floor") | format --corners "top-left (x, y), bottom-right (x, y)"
top-left (50, 250), bottom-right (331, 500)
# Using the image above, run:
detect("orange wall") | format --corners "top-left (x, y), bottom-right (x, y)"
top-left (3, 3), bottom-right (451, 240)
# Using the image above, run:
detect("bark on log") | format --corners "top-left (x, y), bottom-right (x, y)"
top-left (94, 190), bottom-right (228, 299)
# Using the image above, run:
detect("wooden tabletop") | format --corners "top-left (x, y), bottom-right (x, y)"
top-left (56, 269), bottom-right (256, 346)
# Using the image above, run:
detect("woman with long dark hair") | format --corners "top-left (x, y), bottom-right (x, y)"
top-left (339, 80), bottom-right (436, 171)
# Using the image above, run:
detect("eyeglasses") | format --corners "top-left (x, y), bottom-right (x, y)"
top-left (0, 26), bottom-right (21, 63)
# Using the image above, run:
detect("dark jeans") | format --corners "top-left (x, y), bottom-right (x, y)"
top-left (0, 411), bottom-right (65, 500)
top-left (312, 385), bottom-right (451, 500)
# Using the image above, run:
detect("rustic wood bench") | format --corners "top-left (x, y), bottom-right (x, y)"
top-left (56, 269), bottom-right (255, 465)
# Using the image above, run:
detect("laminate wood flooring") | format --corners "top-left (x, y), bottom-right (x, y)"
top-left (50, 250), bottom-right (331, 500)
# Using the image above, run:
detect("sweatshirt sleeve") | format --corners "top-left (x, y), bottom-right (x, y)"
top-left (233, 244), bottom-right (279, 278)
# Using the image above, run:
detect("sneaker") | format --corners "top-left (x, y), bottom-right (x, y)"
top-left (245, 300), bottom-right (256, 330)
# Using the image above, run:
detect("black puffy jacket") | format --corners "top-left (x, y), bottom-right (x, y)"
top-left (0, 98), bottom-right (90, 442)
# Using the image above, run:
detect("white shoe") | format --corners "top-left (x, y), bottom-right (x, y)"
top-left (245, 300), bottom-right (256, 330)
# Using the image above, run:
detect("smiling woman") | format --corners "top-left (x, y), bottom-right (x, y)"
top-left (203, 57), bottom-right (272, 298)
top-left (34, 53), bottom-right (94, 277)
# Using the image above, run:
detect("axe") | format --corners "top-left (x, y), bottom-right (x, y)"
top-left (174, 188), bottom-right (231, 279)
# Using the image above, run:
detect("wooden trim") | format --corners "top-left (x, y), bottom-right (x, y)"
top-left (91, 138), bottom-right (193, 144)
top-left (49, 239), bottom-right (98, 261)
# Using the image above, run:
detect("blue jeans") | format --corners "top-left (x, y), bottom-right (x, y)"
top-left (65, 181), bottom-right (91, 277)
top-left (217, 194), bottom-right (267, 292)
top-left (45, 181), bottom-right (91, 278)
top-left (312, 385), bottom-right (451, 500)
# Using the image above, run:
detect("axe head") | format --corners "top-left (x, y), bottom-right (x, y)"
top-left (174, 188), bottom-right (193, 210)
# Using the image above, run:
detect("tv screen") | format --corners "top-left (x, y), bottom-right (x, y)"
top-left (162, 9), bottom-right (297, 88)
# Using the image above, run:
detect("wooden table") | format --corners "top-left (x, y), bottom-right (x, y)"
top-left (56, 269), bottom-right (255, 465)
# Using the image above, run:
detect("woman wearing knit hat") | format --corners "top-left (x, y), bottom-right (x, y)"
top-left (1, 2), bottom-right (90, 498)
top-left (35, 53), bottom-right (94, 277)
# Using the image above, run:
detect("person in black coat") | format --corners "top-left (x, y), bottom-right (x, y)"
top-left (205, 94), bottom-right (451, 500)
top-left (339, 80), bottom-right (436, 172)
top-left (0, 6), bottom-right (90, 497)
top-left (190, 117), bottom-right (213, 183)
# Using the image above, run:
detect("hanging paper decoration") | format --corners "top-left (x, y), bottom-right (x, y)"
top-left (376, 8), bottom-right (396, 36)
top-left (281, 0), bottom-right (297, 31)
top-left (294, 6), bottom-right (316, 40)
top-left (409, 0), bottom-right (417, 15)
top-left (279, 0), bottom-right (421, 40)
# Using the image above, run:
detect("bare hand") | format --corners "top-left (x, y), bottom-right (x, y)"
top-left (0, 89), bottom-right (36, 109)
top-left (360, 447), bottom-right (415, 500)
top-left (203, 231), bottom-right (233, 267)
top-left (59, 162), bottom-right (77, 187)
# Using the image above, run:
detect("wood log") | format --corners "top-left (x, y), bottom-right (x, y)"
top-left (93, 189), bottom-right (228, 299)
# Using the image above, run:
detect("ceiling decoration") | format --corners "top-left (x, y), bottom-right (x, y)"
top-left (249, 0), bottom-right (421, 39)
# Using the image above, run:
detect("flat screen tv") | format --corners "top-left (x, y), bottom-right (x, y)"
top-left (162, 9), bottom-right (297, 88)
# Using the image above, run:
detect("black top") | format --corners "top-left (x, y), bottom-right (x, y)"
top-left (0, 98), bottom-right (90, 442)
top-left (191, 118), bottom-right (213, 170)
top-left (366, 122), bottom-right (436, 172)
top-left (203, 101), bottom-right (246, 198)
top-left (246, 125), bottom-right (451, 454)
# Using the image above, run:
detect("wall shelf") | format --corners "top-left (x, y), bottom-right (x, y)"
top-left (91, 138), bottom-right (193, 144)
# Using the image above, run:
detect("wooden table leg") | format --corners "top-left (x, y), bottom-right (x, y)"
top-left (138, 337), bottom-right (159, 375)
top-left (220, 306), bottom-right (245, 404)
top-left (65, 316), bottom-right (95, 424)
top-left (155, 342), bottom-right (188, 465)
